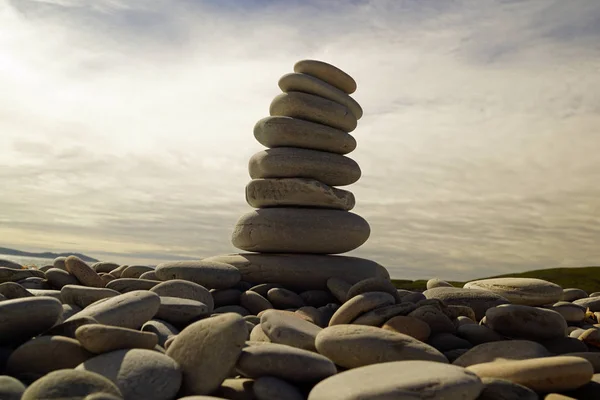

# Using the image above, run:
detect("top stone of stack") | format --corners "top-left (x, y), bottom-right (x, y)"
top-left (231, 59), bottom-right (371, 256)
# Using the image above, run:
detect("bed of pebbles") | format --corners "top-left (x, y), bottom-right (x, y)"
top-left (1, 61), bottom-right (599, 400)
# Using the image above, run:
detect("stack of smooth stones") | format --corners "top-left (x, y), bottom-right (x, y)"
top-left (1, 61), bottom-right (600, 399)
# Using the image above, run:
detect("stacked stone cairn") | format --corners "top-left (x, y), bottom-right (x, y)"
top-left (1, 63), bottom-right (600, 399)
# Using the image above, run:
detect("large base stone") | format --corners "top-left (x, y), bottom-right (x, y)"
top-left (231, 208), bottom-right (370, 254)
top-left (202, 253), bottom-right (389, 290)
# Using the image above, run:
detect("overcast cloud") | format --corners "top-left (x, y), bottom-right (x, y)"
top-left (1, 0), bottom-right (599, 280)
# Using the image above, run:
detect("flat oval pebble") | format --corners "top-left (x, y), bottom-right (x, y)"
top-left (215, 378), bottom-right (255, 399)
top-left (206, 253), bottom-right (388, 291)
top-left (308, 360), bottom-right (482, 400)
top-left (46, 268), bottom-right (80, 288)
top-left (550, 301), bottom-right (586, 322)
top-left (66, 290), bottom-right (160, 329)
top-left (329, 291), bottom-right (395, 326)
top-left (166, 312), bottom-right (248, 395)
top-left (573, 296), bottom-right (600, 311)
top-left (346, 277), bottom-right (399, 301)
top-left (105, 278), bottom-right (160, 292)
top-left (76, 348), bottom-right (181, 400)
top-left (408, 305), bottom-right (456, 334)
top-left (486, 304), bottom-right (567, 341)
top-left (424, 287), bottom-right (510, 321)
top-left (76, 324), bottom-right (158, 354)
top-left (294, 59), bottom-right (357, 94)
top-left (352, 303), bottom-right (417, 326)
top-left (456, 324), bottom-right (504, 345)
top-left (464, 278), bottom-right (563, 306)
top-left (267, 287), bottom-right (305, 309)
top-left (211, 288), bottom-right (242, 307)
top-left (279, 72), bottom-right (363, 119)
top-left (477, 377), bottom-right (538, 400)
top-left (237, 342), bottom-right (337, 382)
top-left (253, 376), bottom-right (304, 400)
top-left (381, 315), bottom-right (432, 341)
top-left (562, 288), bottom-right (588, 302)
top-left (270, 91), bottom-right (357, 132)
top-left (155, 260), bottom-right (241, 289)
top-left (92, 262), bottom-right (120, 274)
top-left (316, 324), bottom-right (447, 368)
top-left (0, 259), bottom-right (23, 269)
top-left (21, 369), bottom-right (123, 400)
top-left (61, 285), bottom-right (120, 308)
top-left (0, 375), bottom-right (26, 400)
top-left (427, 278), bottom-right (454, 289)
top-left (0, 267), bottom-right (45, 283)
top-left (261, 309), bottom-right (322, 351)
top-left (0, 281), bottom-right (33, 299)
top-left (246, 177), bottom-right (355, 211)
top-left (65, 256), bottom-right (105, 288)
top-left (0, 297), bottom-right (63, 345)
top-left (254, 116), bottom-right (356, 154)
top-left (466, 356), bottom-right (593, 392)
top-left (120, 265), bottom-right (153, 279)
top-left (249, 147), bottom-right (360, 187)
top-left (155, 296), bottom-right (211, 325)
top-left (250, 324), bottom-right (271, 342)
top-left (141, 319), bottom-right (179, 347)
top-left (453, 340), bottom-right (551, 367)
top-left (232, 208), bottom-right (370, 254)
top-left (240, 290), bottom-right (273, 314)
top-left (7, 335), bottom-right (93, 382)
top-left (150, 279), bottom-right (214, 311)
top-left (213, 305), bottom-right (251, 316)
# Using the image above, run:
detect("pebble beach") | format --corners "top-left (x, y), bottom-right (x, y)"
top-left (1, 60), bottom-right (599, 400)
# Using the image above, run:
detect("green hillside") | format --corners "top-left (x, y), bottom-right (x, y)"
top-left (392, 266), bottom-right (600, 294)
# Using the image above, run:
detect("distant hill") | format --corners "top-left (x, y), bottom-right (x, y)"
top-left (392, 266), bottom-right (600, 294)
top-left (0, 247), bottom-right (98, 263)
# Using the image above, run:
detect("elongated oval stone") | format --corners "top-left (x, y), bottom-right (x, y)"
top-left (155, 261), bottom-right (241, 289)
top-left (464, 278), bottom-right (563, 306)
top-left (232, 208), bottom-right (370, 254)
top-left (246, 178), bottom-right (355, 210)
top-left (279, 73), bottom-right (363, 119)
top-left (254, 116), bottom-right (356, 154)
top-left (294, 59), bottom-right (357, 94)
top-left (270, 92), bottom-right (357, 132)
top-left (0, 297), bottom-right (63, 345)
top-left (249, 147), bottom-right (360, 187)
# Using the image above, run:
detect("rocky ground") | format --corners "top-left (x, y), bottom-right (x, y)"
top-left (1, 255), bottom-right (600, 399)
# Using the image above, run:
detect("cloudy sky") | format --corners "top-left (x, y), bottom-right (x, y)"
top-left (1, 0), bottom-right (599, 280)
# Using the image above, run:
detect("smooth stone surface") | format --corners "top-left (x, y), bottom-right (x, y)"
top-left (92, 262), bottom-right (120, 274)
top-left (466, 356), bottom-right (593, 392)
top-left (562, 288), bottom-right (589, 302)
top-left (0, 267), bottom-right (45, 283)
top-left (240, 291), bottom-right (273, 315)
top-left (254, 116), bottom-right (356, 155)
top-left (151, 279), bottom-right (214, 311)
top-left (215, 378), bottom-right (255, 400)
top-left (574, 297), bottom-right (600, 311)
top-left (346, 278), bottom-right (399, 301)
top-left (0, 297), bottom-right (63, 345)
top-left (7, 335), bottom-right (92, 382)
top-left (578, 328), bottom-right (600, 348)
top-left (0, 259), bottom-right (23, 269)
top-left (316, 324), bottom-right (447, 368)
top-left (232, 207), bottom-right (371, 254)
top-left (66, 291), bottom-right (161, 329)
top-left (270, 91), bottom-right (357, 132)
top-left (253, 376), bottom-right (304, 400)
top-left (565, 352), bottom-right (600, 373)
top-left (267, 287), bottom-right (305, 309)
top-left (408, 305), bottom-right (456, 334)
top-left (424, 287), bottom-right (510, 321)
top-left (141, 319), bottom-right (179, 347)
top-left (0, 375), bottom-right (26, 400)
top-left (155, 261), bottom-right (241, 289)
top-left (249, 147), bottom-right (361, 187)
top-left (279, 72), bottom-right (363, 119)
top-left (382, 315), bottom-right (432, 341)
top-left (485, 304), bottom-right (567, 341)
top-left (453, 340), bottom-right (552, 367)
top-left (542, 336), bottom-right (588, 354)
top-left (294, 59), bottom-right (357, 94)
top-left (28, 288), bottom-right (62, 301)
top-left (53, 257), bottom-right (67, 270)
top-left (61, 285), bottom-right (120, 308)
top-left (0, 282), bottom-right (33, 299)
top-left (261, 309), bottom-right (322, 351)
top-left (237, 342), bottom-right (337, 382)
top-left (428, 333), bottom-right (472, 352)
top-left (42, 316), bottom-right (97, 339)
top-left (213, 305), bottom-right (251, 316)
top-left (549, 301), bottom-right (586, 322)
top-left (46, 268), bottom-right (81, 288)
top-left (329, 292), bottom-right (395, 326)
top-left (120, 265), bottom-right (153, 279)
top-left (464, 278), bottom-right (563, 306)
top-left (155, 296), bottom-right (211, 325)
top-left (205, 253), bottom-right (389, 291)
top-left (17, 276), bottom-right (50, 290)
top-left (166, 313), bottom-right (248, 395)
top-left (138, 270), bottom-right (158, 280)
top-left (477, 377), bottom-right (538, 400)
top-left (76, 324), bottom-right (158, 354)
top-left (250, 324), bottom-right (271, 342)
top-left (77, 349), bottom-right (181, 400)
top-left (308, 360), bottom-right (483, 400)
top-left (327, 277), bottom-right (351, 303)
top-left (456, 324), bottom-right (505, 345)
top-left (21, 369), bottom-right (122, 400)
top-left (427, 278), bottom-right (454, 290)
top-left (352, 303), bottom-right (417, 326)
top-left (65, 256), bottom-right (105, 288)
top-left (296, 306), bottom-right (326, 327)
top-left (105, 278), bottom-right (160, 293)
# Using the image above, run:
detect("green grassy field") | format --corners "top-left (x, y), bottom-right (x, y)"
top-left (392, 266), bottom-right (600, 294)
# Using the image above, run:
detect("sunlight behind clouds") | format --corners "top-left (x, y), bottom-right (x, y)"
top-left (1, 0), bottom-right (599, 280)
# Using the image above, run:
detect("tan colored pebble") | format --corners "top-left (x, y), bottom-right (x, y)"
top-left (329, 292), bottom-right (395, 326)
top-left (382, 315), bottom-right (431, 341)
top-left (294, 59), bottom-right (357, 94)
top-left (76, 324), bottom-right (158, 354)
top-left (65, 256), bottom-right (104, 288)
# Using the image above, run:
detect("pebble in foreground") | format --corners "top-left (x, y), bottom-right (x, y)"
top-left (2, 60), bottom-right (600, 400)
